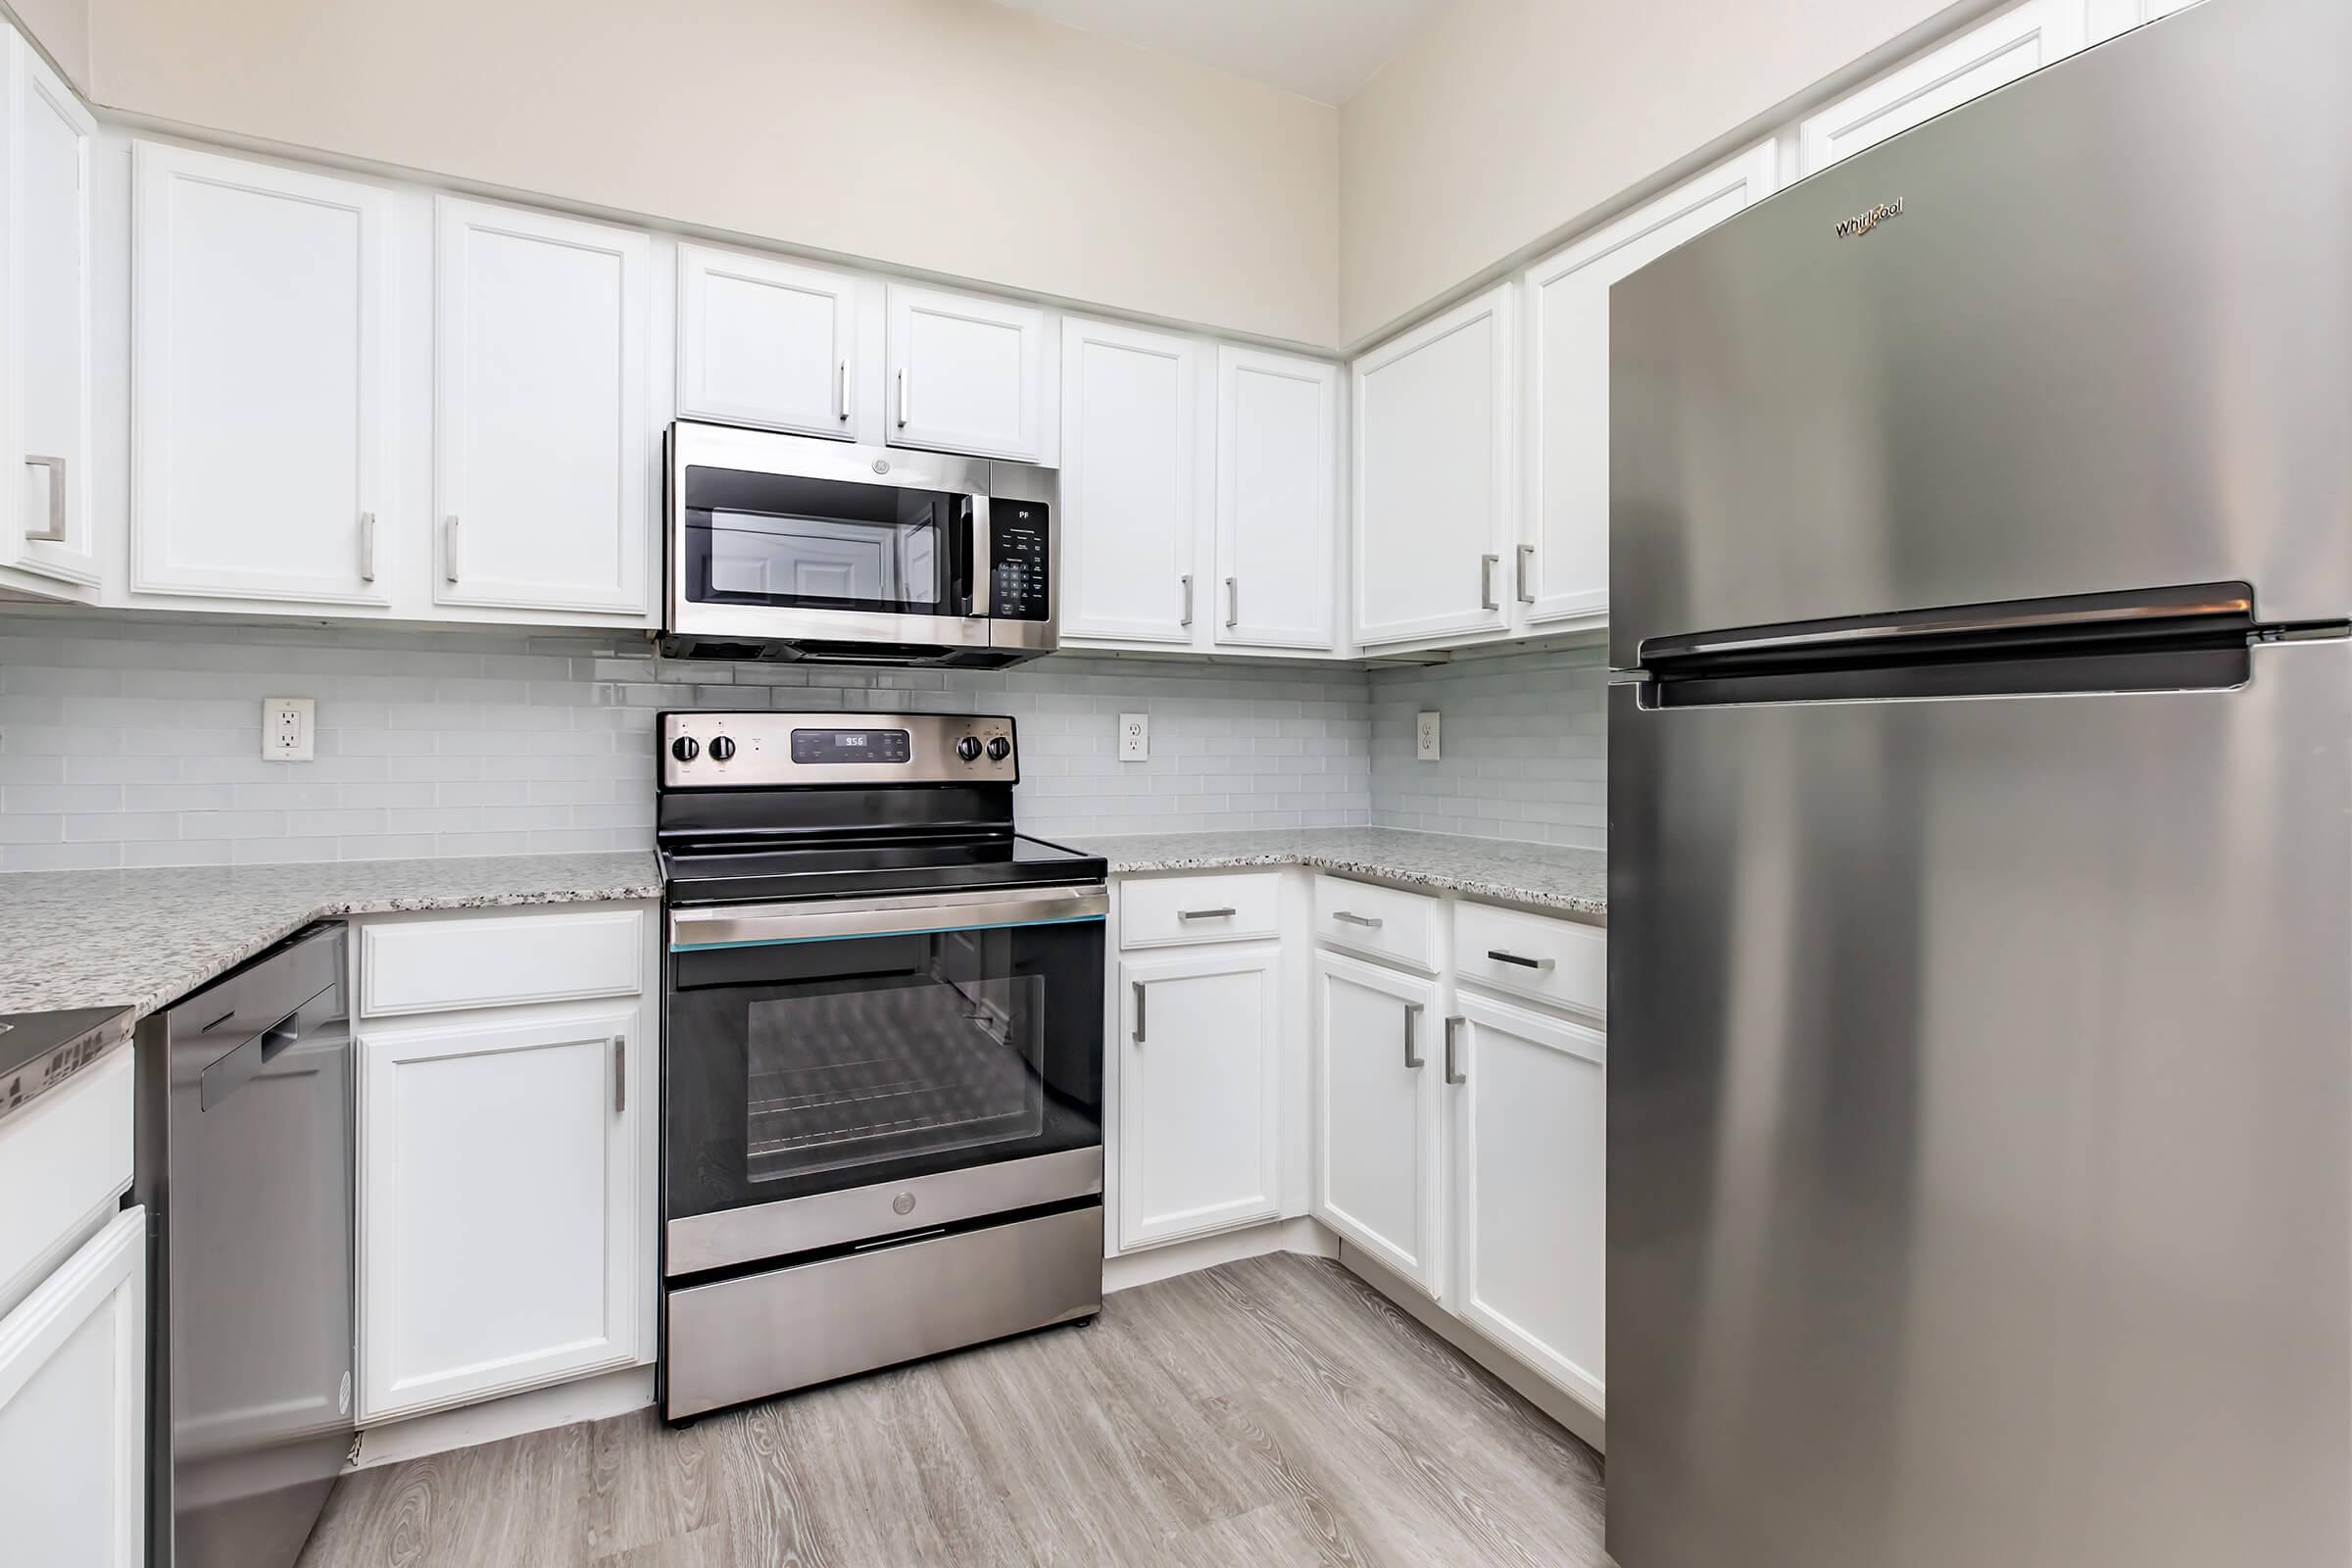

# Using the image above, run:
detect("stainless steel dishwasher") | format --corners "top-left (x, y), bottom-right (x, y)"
top-left (134, 923), bottom-right (353, 1568)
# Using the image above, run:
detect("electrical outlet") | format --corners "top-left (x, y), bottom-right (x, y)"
top-left (1118, 712), bottom-right (1150, 761)
top-left (263, 697), bottom-right (315, 761)
top-left (1416, 710), bottom-right (1441, 761)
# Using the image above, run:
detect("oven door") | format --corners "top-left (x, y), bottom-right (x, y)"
top-left (665, 422), bottom-right (993, 652)
top-left (662, 885), bottom-right (1105, 1276)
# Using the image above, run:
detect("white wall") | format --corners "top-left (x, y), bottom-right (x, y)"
top-left (1338, 0), bottom-right (1974, 346)
top-left (78, 0), bottom-right (1342, 347)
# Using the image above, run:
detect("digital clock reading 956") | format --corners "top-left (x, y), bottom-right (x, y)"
top-left (789, 728), bottom-right (912, 764)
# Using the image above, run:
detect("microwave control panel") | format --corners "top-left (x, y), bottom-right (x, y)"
top-left (990, 504), bottom-right (1052, 621)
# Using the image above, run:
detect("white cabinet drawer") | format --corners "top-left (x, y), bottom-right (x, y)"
top-left (1118, 872), bottom-right (1281, 950)
top-left (0, 1050), bottom-right (132, 1314)
top-left (361, 906), bottom-right (647, 1017)
top-left (1453, 902), bottom-right (1605, 1021)
top-left (1311, 875), bottom-right (1438, 973)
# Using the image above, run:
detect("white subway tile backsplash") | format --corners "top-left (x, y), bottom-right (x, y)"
top-left (1367, 643), bottom-right (1610, 851)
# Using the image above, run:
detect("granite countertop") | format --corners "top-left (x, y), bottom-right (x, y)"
top-left (1071, 826), bottom-right (1606, 921)
top-left (0, 852), bottom-right (663, 1018)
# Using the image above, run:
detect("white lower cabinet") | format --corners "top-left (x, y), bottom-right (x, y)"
top-left (1117, 948), bottom-right (1283, 1248)
top-left (1312, 951), bottom-right (1446, 1298)
top-left (0, 1206), bottom-right (146, 1568)
top-left (359, 1002), bottom-right (646, 1422)
top-left (1450, 994), bottom-right (1607, 1412)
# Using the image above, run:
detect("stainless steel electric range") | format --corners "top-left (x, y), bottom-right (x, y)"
top-left (656, 710), bottom-right (1106, 1422)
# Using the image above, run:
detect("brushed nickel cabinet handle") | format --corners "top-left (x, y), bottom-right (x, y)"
top-left (1178, 907), bottom-right (1236, 920)
top-left (1487, 949), bottom-right (1553, 971)
top-left (838, 359), bottom-right (851, 420)
top-left (444, 515), bottom-right (462, 583)
top-left (1180, 573), bottom-right (1194, 627)
top-left (1132, 981), bottom-right (1148, 1044)
top-left (1224, 576), bottom-right (1239, 628)
top-left (1444, 1016), bottom-right (1466, 1085)
top-left (613, 1034), bottom-right (627, 1114)
top-left (22, 455), bottom-right (65, 542)
top-left (1480, 553), bottom-right (1500, 612)
top-left (360, 511), bottom-right (376, 583)
top-left (896, 368), bottom-right (909, 428)
top-left (1332, 910), bottom-right (1382, 929)
top-left (1403, 1001), bottom-right (1424, 1069)
top-left (1516, 543), bottom-right (1535, 605)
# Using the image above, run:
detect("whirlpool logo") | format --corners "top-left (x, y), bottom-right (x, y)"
top-left (1835, 198), bottom-right (1905, 239)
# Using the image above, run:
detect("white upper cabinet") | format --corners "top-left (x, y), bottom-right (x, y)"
top-left (1798, 0), bottom-right (2085, 174)
top-left (1450, 994), bottom-right (1608, 1415)
top-left (0, 29), bottom-right (98, 596)
top-left (1059, 317), bottom-right (1200, 646)
top-left (1352, 282), bottom-right (1515, 650)
top-left (2086, 0), bottom-right (2198, 40)
top-left (1520, 142), bottom-right (1776, 630)
top-left (131, 143), bottom-right (394, 606)
top-left (1117, 948), bottom-right (1283, 1250)
top-left (1215, 346), bottom-right (1341, 654)
top-left (433, 196), bottom-right (652, 617)
top-left (675, 243), bottom-right (860, 440)
top-left (885, 282), bottom-right (1054, 463)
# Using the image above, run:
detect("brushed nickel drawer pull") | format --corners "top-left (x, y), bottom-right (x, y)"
top-left (1332, 910), bottom-right (1382, 928)
top-left (1486, 949), bottom-right (1554, 971)
top-left (1178, 906), bottom-right (1236, 921)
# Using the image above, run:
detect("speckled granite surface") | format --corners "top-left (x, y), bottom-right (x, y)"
top-left (1072, 827), bottom-right (1605, 921)
top-left (0, 852), bottom-right (663, 1017)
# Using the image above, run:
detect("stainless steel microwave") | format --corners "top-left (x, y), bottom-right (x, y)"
top-left (661, 420), bottom-right (1057, 666)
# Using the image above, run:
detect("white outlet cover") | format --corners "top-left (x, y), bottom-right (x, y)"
top-left (1118, 712), bottom-right (1150, 761)
top-left (1416, 710), bottom-right (1441, 761)
top-left (263, 696), bottom-right (316, 761)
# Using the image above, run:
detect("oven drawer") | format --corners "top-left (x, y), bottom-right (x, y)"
top-left (1311, 875), bottom-right (1439, 973)
top-left (1452, 901), bottom-right (1607, 1020)
top-left (663, 1202), bottom-right (1102, 1420)
top-left (1118, 872), bottom-right (1281, 950)
top-left (361, 906), bottom-right (646, 1017)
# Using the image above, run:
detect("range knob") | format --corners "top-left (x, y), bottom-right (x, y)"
top-left (710, 735), bottom-right (737, 761)
top-left (987, 736), bottom-right (1011, 761)
top-left (670, 736), bottom-right (699, 762)
top-left (956, 736), bottom-right (984, 762)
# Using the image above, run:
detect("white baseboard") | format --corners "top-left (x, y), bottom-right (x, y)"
top-left (350, 1364), bottom-right (656, 1470)
top-left (1337, 1243), bottom-right (1606, 1455)
top-left (1102, 1215), bottom-right (1341, 1295)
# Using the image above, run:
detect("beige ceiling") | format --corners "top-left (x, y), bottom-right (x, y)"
top-left (991, 0), bottom-right (1453, 105)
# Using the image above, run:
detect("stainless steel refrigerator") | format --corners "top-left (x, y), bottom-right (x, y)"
top-left (1605, 1), bottom-right (2350, 1564)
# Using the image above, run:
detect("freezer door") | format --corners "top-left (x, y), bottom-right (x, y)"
top-left (1606, 641), bottom-right (2350, 1568)
top-left (1608, 0), bottom-right (2352, 666)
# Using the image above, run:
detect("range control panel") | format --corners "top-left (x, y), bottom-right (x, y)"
top-left (990, 503), bottom-right (1052, 622)
top-left (661, 710), bottom-right (1016, 787)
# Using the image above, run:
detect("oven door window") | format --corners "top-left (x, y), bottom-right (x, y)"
top-left (682, 465), bottom-right (972, 616)
top-left (666, 917), bottom-right (1102, 1215)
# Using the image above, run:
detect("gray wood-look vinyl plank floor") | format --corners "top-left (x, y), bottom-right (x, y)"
top-left (298, 1253), bottom-right (1610, 1568)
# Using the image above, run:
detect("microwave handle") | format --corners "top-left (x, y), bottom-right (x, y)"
top-left (954, 497), bottom-right (978, 616)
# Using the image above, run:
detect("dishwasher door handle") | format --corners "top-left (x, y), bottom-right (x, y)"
top-left (200, 1015), bottom-right (300, 1111)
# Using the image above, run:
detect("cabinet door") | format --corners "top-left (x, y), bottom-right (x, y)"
top-left (131, 142), bottom-right (392, 606)
top-left (1352, 283), bottom-right (1513, 649)
top-left (1521, 143), bottom-right (1775, 629)
top-left (1312, 952), bottom-right (1445, 1297)
top-left (0, 1207), bottom-right (145, 1568)
top-left (2087, 0), bottom-right (2198, 41)
top-left (1117, 949), bottom-right (1281, 1248)
top-left (434, 196), bottom-right (651, 615)
top-left (1215, 346), bottom-right (1339, 653)
top-left (885, 282), bottom-right (1050, 462)
top-left (1, 30), bottom-right (97, 593)
top-left (1451, 996), bottom-right (1606, 1413)
top-left (360, 1007), bottom-right (641, 1420)
top-left (676, 243), bottom-right (859, 439)
top-left (1060, 318), bottom-right (1200, 646)
top-left (1797, 0), bottom-right (2084, 173)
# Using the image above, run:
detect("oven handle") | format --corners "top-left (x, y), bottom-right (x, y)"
top-left (670, 885), bottom-right (1109, 951)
